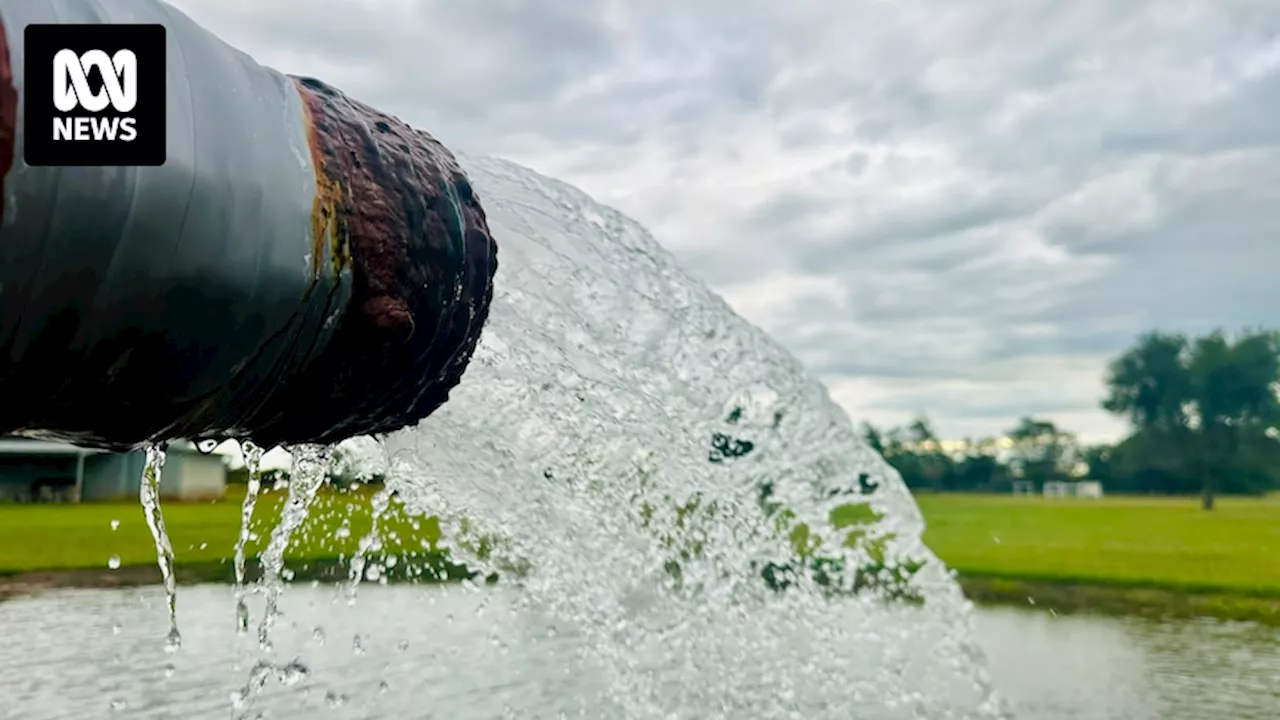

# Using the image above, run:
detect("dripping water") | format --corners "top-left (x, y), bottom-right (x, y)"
top-left (233, 441), bottom-right (264, 633)
top-left (138, 444), bottom-right (181, 652)
top-left (254, 444), bottom-right (331, 650)
top-left (226, 445), bottom-right (331, 719)
top-left (346, 484), bottom-right (393, 603)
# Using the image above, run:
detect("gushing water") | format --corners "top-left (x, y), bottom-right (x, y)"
top-left (138, 444), bottom-right (181, 653)
top-left (364, 156), bottom-right (1007, 718)
top-left (126, 156), bottom-right (1006, 717)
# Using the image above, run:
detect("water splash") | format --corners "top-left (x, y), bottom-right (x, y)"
top-left (233, 441), bottom-right (264, 633)
top-left (346, 485), bottom-right (392, 604)
top-left (367, 156), bottom-right (1009, 718)
top-left (229, 658), bottom-right (312, 714)
top-left (138, 444), bottom-right (181, 652)
top-left (254, 444), bottom-right (331, 650)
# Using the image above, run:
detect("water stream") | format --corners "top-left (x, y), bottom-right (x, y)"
top-left (233, 441), bottom-right (263, 634)
top-left (376, 155), bottom-right (1004, 718)
top-left (254, 445), bottom-right (331, 651)
top-left (135, 155), bottom-right (1007, 718)
top-left (137, 445), bottom-right (181, 654)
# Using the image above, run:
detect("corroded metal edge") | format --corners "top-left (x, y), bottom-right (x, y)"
top-left (297, 89), bottom-right (352, 282)
top-left (239, 76), bottom-right (497, 447)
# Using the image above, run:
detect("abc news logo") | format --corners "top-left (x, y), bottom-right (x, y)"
top-left (24, 24), bottom-right (166, 166)
top-left (53, 48), bottom-right (139, 142)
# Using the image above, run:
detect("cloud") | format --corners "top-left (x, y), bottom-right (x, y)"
top-left (169, 0), bottom-right (1280, 442)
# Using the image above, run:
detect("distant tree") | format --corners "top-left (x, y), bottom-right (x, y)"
top-left (906, 416), bottom-right (953, 491)
top-left (1103, 328), bottom-right (1280, 508)
top-left (1102, 332), bottom-right (1193, 432)
top-left (1079, 444), bottom-right (1114, 485)
top-left (861, 422), bottom-right (886, 456)
top-left (1007, 416), bottom-right (1078, 489)
top-left (1186, 329), bottom-right (1280, 509)
top-left (863, 416), bottom-right (954, 491)
top-left (952, 437), bottom-right (1011, 492)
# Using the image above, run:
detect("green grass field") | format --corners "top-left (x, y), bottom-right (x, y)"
top-left (0, 484), bottom-right (444, 575)
top-left (915, 493), bottom-right (1280, 596)
top-left (3, 486), bottom-right (1278, 622)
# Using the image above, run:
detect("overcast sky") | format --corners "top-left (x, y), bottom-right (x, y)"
top-left (171, 0), bottom-right (1280, 444)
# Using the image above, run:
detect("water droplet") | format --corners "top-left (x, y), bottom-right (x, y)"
top-left (163, 627), bottom-right (182, 654)
top-left (109, 698), bottom-right (127, 712)
top-left (107, 555), bottom-right (121, 570)
top-left (280, 659), bottom-right (310, 686)
top-left (397, 640), bottom-right (410, 652)
top-left (365, 565), bottom-right (381, 582)
top-left (324, 691), bottom-right (347, 708)
top-left (109, 519), bottom-right (120, 531)
top-left (164, 664), bottom-right (175, 678)
top-left (111, 623), bottom-right (122, 635)
top-left (378, 680), bottom-right (390, 694)
top-left (236, 600), bottom-right (251, 634)
top-left (312, 626), bottom-right (326, 645)
top-left (334, 526), bottom-right (351, 539)
top-left (352, 634), bottom-right (366, 656)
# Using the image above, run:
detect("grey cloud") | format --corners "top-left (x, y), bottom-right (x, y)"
top-left (166, 0), bottom-right (1280, 440)
top-left (171, 0), bottom-right (621, 146)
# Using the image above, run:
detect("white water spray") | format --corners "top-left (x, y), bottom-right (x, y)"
top-left (372, 156), bottom-right (1008, 718)
top-left (129, 155), bottom-right (1007, 718)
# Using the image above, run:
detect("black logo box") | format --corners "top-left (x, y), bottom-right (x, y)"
top-left (23, 23), bottom-right (166, 167)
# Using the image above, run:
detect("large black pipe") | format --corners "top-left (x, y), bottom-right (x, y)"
top-left (0, 0), bottom-right (497, 451)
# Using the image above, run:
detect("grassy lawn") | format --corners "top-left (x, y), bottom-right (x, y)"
top-left (5, 485), bottom-right (1280, 622)
top-left (7, 488), bottom-right (1277, 592)
top-left (0, 483), bottom-right (445, 575)
top-left (915, 493), bottom-right (1280, 596)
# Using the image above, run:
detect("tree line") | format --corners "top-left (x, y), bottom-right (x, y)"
top-left (862, 329), bottom-right (1280, 509)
